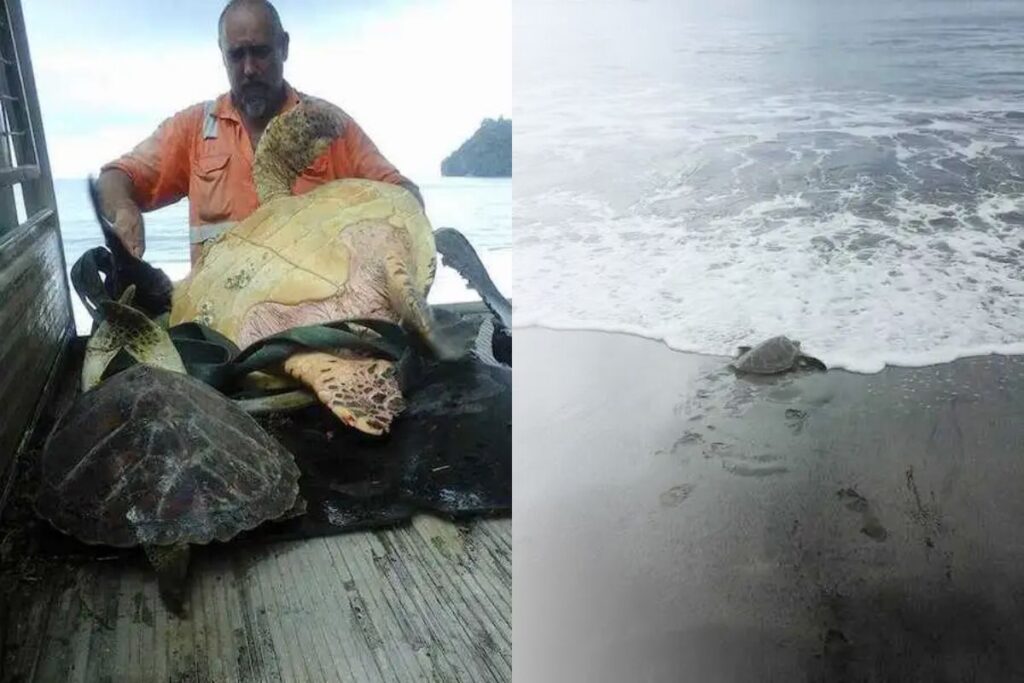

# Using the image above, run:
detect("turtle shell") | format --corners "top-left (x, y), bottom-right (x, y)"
top-left (732, 336), bottom-right (801, 374)
top-left (169, 178), bottom-right (436, 344)
top-left (34, 364), bottom-right (300, 548)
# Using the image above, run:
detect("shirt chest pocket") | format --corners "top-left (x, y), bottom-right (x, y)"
top-left (191, 154), bottom-right (233, 222)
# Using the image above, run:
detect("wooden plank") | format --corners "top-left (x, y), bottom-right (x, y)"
top-left (0, 211), bottom-right (72, 514)
top-left (3, 517), bottom-right (511, 682)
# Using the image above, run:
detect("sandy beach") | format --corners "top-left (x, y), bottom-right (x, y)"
top-left (514, 327), bottom-right (1024, 682)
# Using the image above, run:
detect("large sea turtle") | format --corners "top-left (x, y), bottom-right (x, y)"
top-left (36, 365), bottom-right (302, 613)
top-left (731, 336), bottom-right (827, 375)
top-left (36, 298), bottom-right (302, 613)
top-left (169, 97), bottom-right (459, 436)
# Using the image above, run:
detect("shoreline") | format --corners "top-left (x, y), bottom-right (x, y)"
top-left (514, 326), bottom-right (1024, 681)
top-left (514, 322), bottom-right (1024, 374)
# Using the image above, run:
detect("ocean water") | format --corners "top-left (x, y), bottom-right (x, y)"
top-left (54, 176), bottom-right (512, 334)
top-left (513, 0), bottom-right (1024, 373)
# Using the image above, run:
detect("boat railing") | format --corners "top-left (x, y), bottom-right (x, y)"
top-left (0, 0), bottom-right (73, 514)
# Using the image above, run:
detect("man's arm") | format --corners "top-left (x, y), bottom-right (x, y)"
top-left (98, 106), bottom-right (198, 256)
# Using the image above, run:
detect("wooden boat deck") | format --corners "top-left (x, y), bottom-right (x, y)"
top-left (2, 514), bottom-right (510, 682)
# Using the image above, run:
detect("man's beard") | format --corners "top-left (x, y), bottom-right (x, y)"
top-left (236, 82), bottom-right (280, 120)
top-left (239, 88), bottom-right (269, 119)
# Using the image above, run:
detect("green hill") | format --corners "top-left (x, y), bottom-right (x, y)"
top-left (441, 117), bottom-right (511, 178)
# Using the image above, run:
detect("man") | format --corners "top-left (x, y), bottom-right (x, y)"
top-left (97, 0), bottom-right (422, 266)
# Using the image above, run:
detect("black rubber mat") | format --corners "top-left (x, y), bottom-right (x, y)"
top-left (243, 341), bottom-right (511, 543)
top-left (27, 303), bottom-right (509, 557)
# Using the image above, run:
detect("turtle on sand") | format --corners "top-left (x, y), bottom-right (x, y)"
top-left (170, 97), bottom-right (464, 436)
top-left (35, 294), bottom-right (302, 614)
top-left (730, 336), bottom-right (827, 375)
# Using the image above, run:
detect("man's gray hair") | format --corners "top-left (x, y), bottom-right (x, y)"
top-left (218, 0), bottom-right (286, 44)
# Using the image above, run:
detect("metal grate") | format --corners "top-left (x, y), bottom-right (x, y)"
top-left (0, 0), bottom-right (56, 237)
top-left (0, 0), bottom-right (70, 518)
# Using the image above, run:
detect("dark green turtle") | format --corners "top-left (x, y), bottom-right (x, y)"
top-left (34, 362), bottom-right (302, 614)
top-left (731, 335), bottom-right (827, 375)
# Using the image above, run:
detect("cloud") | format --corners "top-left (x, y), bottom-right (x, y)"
top-left (288, 0), bottom-right (510, 177)
top-left (26, 0), bottom-right (509, 179)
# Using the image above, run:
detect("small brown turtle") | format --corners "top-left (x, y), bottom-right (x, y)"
top-left (34, 360), bottom-right (302, 614)
top-left (731, 335), bottom-right (827, 375)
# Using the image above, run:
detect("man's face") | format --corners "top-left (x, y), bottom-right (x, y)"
top-left (220, 6), bottom-right (289, 121)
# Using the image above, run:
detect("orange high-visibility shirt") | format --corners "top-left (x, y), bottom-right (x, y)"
top-left (102, 82), bottom-right (416, 262)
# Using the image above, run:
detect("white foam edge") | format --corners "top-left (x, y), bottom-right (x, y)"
top-left (513, 314), bottom-right (1024, 375)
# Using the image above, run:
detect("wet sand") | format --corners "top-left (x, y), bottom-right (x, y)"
top-left (514, 328), bottom-right (1024, 682)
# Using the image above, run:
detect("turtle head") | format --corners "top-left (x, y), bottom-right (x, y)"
top-left (253, 97), bottom-right (345, 204)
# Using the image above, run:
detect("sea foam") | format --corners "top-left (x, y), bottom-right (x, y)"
top-left (513, 0), bottom-right (1024, 373)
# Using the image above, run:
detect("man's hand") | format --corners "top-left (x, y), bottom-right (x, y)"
top-left (112, 203), bottom-right (145, 258)
top-left (97, 168), bottom-right (146, 258)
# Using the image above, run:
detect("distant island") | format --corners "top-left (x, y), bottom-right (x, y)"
top-left (441, 117), bottom-right (511, 178)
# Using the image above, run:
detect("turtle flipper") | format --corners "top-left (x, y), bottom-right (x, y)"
top-left (143, 543), bottom-right (190, 615)
top-left (433, 227), bottom-right (511, 330)
top-left (82, 286), bottom-right (186, 391)
top-left (798, 354), bottom-right (828, 372)
top-left (87, 176), bottom-right (174, 317)
top-left (384, 253), bottom-right (468, 361)
top-left (434, 228), bottom-right (512, 365)
top-left (283, 351), bottom-right (405, 435)
top-left (491, 326), bottom-right (512, 366)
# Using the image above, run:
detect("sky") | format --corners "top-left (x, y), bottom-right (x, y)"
top-left (22, 0), bottom-right (509, 181)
